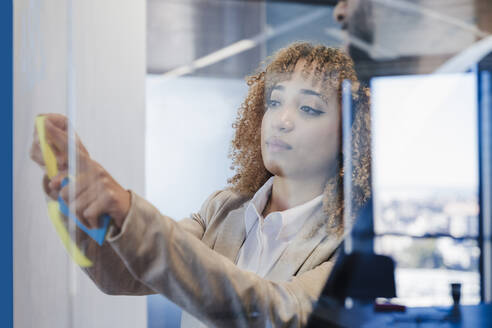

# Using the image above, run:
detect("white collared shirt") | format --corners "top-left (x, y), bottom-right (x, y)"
top-left (235, 177), bottom-right (323, 277)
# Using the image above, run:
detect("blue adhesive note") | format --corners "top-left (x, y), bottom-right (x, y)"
top-left (58, 177), bottom-right (111, 246)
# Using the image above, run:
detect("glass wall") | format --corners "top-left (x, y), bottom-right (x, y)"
top-left (145, 0), bottom-right (492, 326)
top-left (14, 0), bottom-right (147, 327)
top-left (15, 0), bottom-right (492, 327)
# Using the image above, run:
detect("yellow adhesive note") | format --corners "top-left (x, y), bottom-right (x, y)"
top-left (36, 115), bottom-right (93, 268)
top-left (35, 116), bottom-right (58, 179)
top-left (47, 201), bottom-right (93, 267)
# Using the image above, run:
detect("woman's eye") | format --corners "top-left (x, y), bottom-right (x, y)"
top-left (267, 99), bottom-right (281, 108)
top-left (300, 106), bottom-right (324, 116)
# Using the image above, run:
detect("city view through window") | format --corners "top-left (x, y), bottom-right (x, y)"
top-left (371, 73), bottom-right (480, 306)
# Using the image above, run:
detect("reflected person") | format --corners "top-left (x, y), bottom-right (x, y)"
top-left (30, 42), bottom-right (371, 327)
top-left (333, 0), bottom-right (375, 83)
top-left (333, 0), bottom-right (374, 57)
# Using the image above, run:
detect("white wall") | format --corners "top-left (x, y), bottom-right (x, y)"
top-left (146, 76), bottom-right (247, 219)
top-left (145, 74), bottom-right (246, 328)
top-left (14, 0), bottom-right (147, 327)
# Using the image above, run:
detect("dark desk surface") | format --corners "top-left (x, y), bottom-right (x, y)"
top-left (309, 300), bottom-right (492, 327)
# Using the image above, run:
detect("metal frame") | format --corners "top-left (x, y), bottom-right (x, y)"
top-left (478, 57), bottom-right (492, 303)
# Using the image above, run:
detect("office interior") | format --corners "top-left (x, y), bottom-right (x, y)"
top-left (14, 0), bottom-right (492, 327)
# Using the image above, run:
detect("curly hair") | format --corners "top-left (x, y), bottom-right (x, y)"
top-left (228, 42), bottom-right (371, 234)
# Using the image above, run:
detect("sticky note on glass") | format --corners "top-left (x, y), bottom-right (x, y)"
top-left (36, 116), bottom-right (94, 267)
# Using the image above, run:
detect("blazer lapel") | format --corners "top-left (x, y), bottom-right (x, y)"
top-left (297, 228), bottom-right (345, 274)
top-left (213, 204), bottom-right (248, 263)
top-left (212, 198), bottom-right (344, 280)
top-left (265, 209), bottom-right (330, 281)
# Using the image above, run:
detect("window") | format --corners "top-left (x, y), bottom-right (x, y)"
top-left (371, 73), bottom-right (481, 306)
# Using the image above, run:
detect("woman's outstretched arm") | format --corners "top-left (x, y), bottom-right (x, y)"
top-left (78, 191), bottom-right (219, 296)
top-left (105, 190), bottom-right (335, 328)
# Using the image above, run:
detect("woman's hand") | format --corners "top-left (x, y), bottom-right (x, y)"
top-left (30, 114), bottom-right (130, 229)
top-left (30, 113), bottom-right (89, 171)
top-left (49, 156), bottom-right (131, 229)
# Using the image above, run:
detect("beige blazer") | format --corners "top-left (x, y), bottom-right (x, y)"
top-left (80, 189), bottom-right (344, 328)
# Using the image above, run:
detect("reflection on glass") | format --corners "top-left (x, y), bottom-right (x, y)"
top-left (20, 0), bottom-right (492, 326)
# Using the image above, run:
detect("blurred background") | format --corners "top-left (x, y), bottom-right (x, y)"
top-left (14, 0), bottom-right (492, 327)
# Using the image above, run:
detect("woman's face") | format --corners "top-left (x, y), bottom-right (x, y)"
top-left (261, 61), bottom-right (341, 182)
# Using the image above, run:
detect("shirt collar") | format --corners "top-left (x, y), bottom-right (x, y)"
top-left (244, 177), bottom-right (323, 240)
top-left (244, 177), bottom-right (274, 234)
top-left (276, 194), bottom-right (323, 240)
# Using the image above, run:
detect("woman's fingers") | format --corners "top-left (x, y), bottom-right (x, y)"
top-left (80, 172), bottom-right (130, 229)
top-left (73, 184), bottom-right (98, 228)
top-left (58, 173), bottom-right (91, 204)
top-left (52, 158), bottom-right (130, 229)
top-left (40, 113), bottom-right (68, 131)
top-left (56, 173), bottom-right (99, 228)
top-left (43, 114), bottom-right (90, 156)
top-left (82, 197), bottom-right (109, 229)
top-left (31, 114), bottom-right (90, 175)
top-left (42, 174), bottom-right (59, 201)
top-left (49, 173), bottom-right (65, 192)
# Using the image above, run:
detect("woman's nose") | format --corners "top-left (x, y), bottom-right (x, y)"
top-left (273, 108), bottom-right (294, 133)
top-left (333, 0), bottom-right (348, 24)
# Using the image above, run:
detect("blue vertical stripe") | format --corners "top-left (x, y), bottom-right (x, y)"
top-left (0, 0), bottom-right (13, 327)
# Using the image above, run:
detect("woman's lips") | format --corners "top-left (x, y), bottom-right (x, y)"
top-left (266, 137), bottom-right (292, 151)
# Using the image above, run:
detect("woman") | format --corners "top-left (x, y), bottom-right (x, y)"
top-left (30, 42), bottom-right (371, 327)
